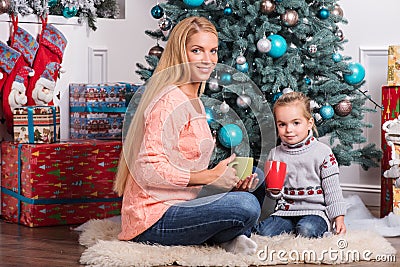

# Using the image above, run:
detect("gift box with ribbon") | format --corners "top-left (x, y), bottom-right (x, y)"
top-left (0, 140), bottom-right (122, 227)
top-left (69, 82), bottom-right (140, 139)
top-left (13, 105), bottom-right (60, 144)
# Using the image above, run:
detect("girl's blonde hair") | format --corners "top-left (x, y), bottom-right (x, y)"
top-left (273, 91), bottom-right (318, 136)
top-left (113, 16), bottom-right (218, 196)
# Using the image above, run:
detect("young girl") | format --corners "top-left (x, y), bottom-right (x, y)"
top-left (254, 91), bottom-right (346, 238)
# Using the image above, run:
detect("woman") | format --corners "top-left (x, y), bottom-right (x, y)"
top-left (114, 16), bottom-right (261, 255)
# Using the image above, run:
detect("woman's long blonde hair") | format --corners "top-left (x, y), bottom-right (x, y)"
top-left (114, 16), bottom-right (218, 196)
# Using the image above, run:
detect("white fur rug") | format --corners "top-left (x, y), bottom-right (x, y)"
top-left (78, 195), bottom-right (398, 266)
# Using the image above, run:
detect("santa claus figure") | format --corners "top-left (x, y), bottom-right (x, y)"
top-left (32, 62), bottom-right (61, 105)
top-left (9, 66), bottom-right (33, 110)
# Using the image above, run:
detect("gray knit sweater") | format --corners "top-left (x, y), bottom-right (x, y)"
top-left (267, 132), bottom-right (346, 231)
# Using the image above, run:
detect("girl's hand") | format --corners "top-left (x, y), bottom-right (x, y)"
top-left (234, 173), bottom-right (259, 191)
top-left (334, 215), bottom-right (346, 235)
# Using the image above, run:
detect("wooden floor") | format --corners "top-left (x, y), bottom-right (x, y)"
top-left (0, 207), bottom-right (399, 266)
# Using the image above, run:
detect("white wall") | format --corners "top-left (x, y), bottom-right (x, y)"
top-left (338, 0), bottom-right (399, 205)
top-left (1, 0), bottom-right (398, 206)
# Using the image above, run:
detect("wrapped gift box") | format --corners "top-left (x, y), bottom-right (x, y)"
top-left (388, 46), bottom-right (400, 86)
top-left (13, 106), bottom-right (60, 144)
top-left (69, 82), bottom-right (140, 139)
top-left (381, 85), bottom-right (400, 217)
top-left (394, 186), bottom-right (400, 215)
top-left (1, 140), bottom-right (122, 227)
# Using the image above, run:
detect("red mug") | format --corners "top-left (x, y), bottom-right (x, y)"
top-left (264, 160), bottom-right (287, 191)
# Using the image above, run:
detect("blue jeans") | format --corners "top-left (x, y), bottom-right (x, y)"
top-left (132, 191), bottom-right (261, 246)
top-left (254, 215), bottom-right (328, 238)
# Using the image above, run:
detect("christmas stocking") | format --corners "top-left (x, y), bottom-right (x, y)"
top-left (0, 41), bottom-right (21, 93)
top-left (2, 16), bottom-right (39, 132)
top-left (27, 18), bottom-right (67, 105)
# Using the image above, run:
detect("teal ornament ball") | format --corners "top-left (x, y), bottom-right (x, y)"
top-left (63, 6), bottom-right (78, 18)
top-left (267, 34), bottom-right (287, 58)
top-left (272, 92), bottom-right (283, 103)
top-left (344, 62), bottom-right (365, 85)
top-left (224, 5), bottom-right (233, 15)
top-left (183, 0), bottom-right (204, 8)
top-left (205, 107), bottom-right (214, 124)
top-left (220, 72), bottom-right (232, 85)
top-left (151, 4), bottom-right (164, 19)
top-left (319, 104), bottom-right (334, 120)
top-left (332, 53), bottom-right (342, 63)
top-left (218, 124), bottom-right (243, 148)
top-left (48, 0), bottom-right (58, 7)
top-left (317, 7), bottom-right (330, 20)
top-left (236, 62), bottom-right (249, 73)
top-left (304, 76), bottom-right (312, 85)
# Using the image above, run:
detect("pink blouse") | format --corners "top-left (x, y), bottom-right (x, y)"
top-left (118, 85), bottom-right (214, 240)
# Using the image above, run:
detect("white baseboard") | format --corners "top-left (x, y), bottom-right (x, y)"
top-left (341, 183), bottom-right (381, 206)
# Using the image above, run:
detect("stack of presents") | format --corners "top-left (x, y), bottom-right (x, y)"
top-left (0, 82), bottom-right (139, 227)
top-left (381, 45), bottom-right (400, 217)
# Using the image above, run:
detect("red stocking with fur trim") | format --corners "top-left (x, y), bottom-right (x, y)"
top-left (2, 16), bottom-right (39, 132)
top-left (27, 17), bottom-right (67, 105)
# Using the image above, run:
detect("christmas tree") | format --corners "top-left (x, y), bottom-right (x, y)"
top-left (136, 0), bottom-right (382, 170)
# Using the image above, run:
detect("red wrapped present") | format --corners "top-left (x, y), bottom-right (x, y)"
top-left (381, 85), bottom-right (400, 217)
top-left (13, 106), bottom-right (60, 144)
top-left (1, 140), bottom-right (122, 227)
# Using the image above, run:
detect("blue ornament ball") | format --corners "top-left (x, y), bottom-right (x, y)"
top-left (317, 7), bottom-right (330, 20)
top-left (343, 62), bottom-right (365, 85)
top-left (205, 107), bottom-right (214, 124)
top-left (151, 4), bottom-right (164, 19)
top-left (220, 72), bottom-right (232, 85)
top-left (319, 104), bottom-right (335, 120)
top-left (236, 62), bottom-right (249, 73)
top-left (63, 6), bottom-right (78, 18)
top-left (218, 124), bottom-right (243, 148)
top-left (224, 6), bottom-right (233, 15)
top-left (183, 0), bottom-right (204, 8)
top-left (267, 34), bottom-right (287, 58)
top-left (48, 0), bottom-right (58, 8)
top-left (332, 53), bottom-right (342, 63)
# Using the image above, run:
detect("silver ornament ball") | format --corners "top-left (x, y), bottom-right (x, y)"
top-left (208, 78), bottom-right (220, 92)
top-left (237, 94), bottom-right (252, 108)
top-left (236, 55), bottom-right (247, 65)
top-left (257, 37), bottom-right (271, 53)
top-left (220, 101), bottom-right (230, 113)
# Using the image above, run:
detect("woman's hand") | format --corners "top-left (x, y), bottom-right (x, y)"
top-left (207, 154), bottom-right (240, 190)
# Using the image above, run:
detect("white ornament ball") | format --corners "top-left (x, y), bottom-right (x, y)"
top-left (257, 37), bottom-right (271, 53)
top-left (220, 101), bottom-right (230, 113)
